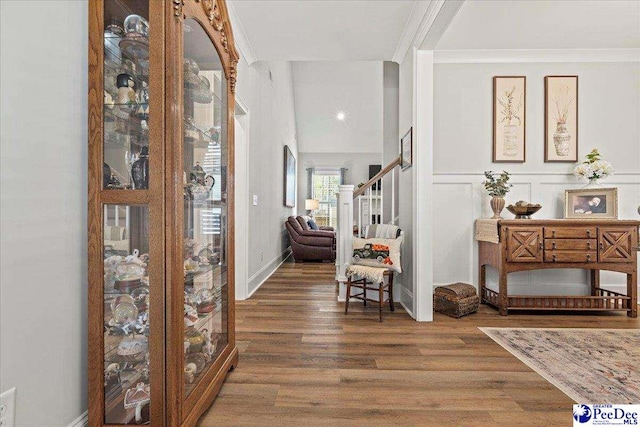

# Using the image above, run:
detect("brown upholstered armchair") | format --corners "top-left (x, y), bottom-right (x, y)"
top-left (285, 216), bottom-right (336, 262)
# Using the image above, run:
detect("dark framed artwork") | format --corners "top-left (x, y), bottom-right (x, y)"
top-left (401, 127), bottom-right (412, 170)
top-left (283, 145), bottom-right (296, 207)
top-left (493, 76), bottom-right (526, 163)
top-left (545, 75), bottom-right (578, 162)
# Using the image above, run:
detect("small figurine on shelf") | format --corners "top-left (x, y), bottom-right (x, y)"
top-left (104, 362), bottom-right (122, 401)
top-left (104, 91), bottom-right (115, 109)
top-left (116, 73), bottom-right (136, 105)
top-left (131, 146), bottom-right (149, 190)
top-left (202, 330), bottom-right (219, 361)
top-left (136, 81), bottom-right (149, 101)
top-left (135, 81), bottom-right (149, 120)
top-left (184, 365), bottom-right (196, 384)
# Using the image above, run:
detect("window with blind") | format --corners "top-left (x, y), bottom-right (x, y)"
top-left (312, 169), bottom-right (341, 228)
top-left (201, 139), bottom-right (221, 235)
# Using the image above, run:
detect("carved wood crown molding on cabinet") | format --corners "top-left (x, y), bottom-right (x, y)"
top-left (174, 0), bottom-right (239, 92)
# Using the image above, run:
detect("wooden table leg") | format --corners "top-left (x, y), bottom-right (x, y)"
top-left (628, 271), bottom-right (637, 318)
top-left (344, 277), bottom-right (352, 315)
top-left (479, 264), bottom-right (486, 304)
top-left (499, 270), bottom-right (508, 316)
top-left (378, 283), bottom-right (384, 322)
top-left (388, 273), bottom-right (395, 312)
top-left (590, 269), bottom-right (599, 296)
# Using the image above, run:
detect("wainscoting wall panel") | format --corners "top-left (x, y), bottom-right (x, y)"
top-left (433, 173), bottom-right (640, 295)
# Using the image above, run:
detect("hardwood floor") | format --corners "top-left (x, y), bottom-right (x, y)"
top-left (198, 261), bottom-right (640, 426)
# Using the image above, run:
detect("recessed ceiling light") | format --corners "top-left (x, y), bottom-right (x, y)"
top-left (336, 111), bottom-right (346, 121)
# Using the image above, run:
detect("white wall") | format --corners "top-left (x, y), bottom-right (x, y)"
top-left (436, 0), bottom-right (640, 50)
top-left (292, 61), bottom-right (383, 153)
top-left (433, 59), bottom-right (640, 294)
top-left (382, 62), bottom-right (399, 223)
top-left (396, 49), bottom-right (415, 314)
top-left (0, 1), bottom-right (88, 426)
top-left (235, 59), bottom-right (299, 295)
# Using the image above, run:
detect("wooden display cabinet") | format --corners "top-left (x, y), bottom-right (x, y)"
top-left (88, 1), bottom-right (239, 425)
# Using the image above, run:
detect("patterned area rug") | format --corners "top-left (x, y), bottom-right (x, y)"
top-left (480, 328), bottom-right (640, 404)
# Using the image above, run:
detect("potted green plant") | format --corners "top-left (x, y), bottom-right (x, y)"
top-left (483, 171), bottom-right (512, 219)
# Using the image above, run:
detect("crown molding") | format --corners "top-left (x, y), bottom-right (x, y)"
top-left (434, 49), bottom-right (640, 64)
top-left (227, 1), bottom-right (258, 65)
top-left (392, 0), bottom-right (464, 64)
top-left (392, 0), bottom-right (430, 64)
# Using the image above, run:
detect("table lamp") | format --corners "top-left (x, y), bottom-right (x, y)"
top-left (305, 199), bottom-right (319, 217)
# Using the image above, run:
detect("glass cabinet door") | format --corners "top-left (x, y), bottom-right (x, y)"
top-left (181, 19), bottom-right (229, 398)
top-left (103, 206), bottom-right (151, 424)
top-left (101, 1), bottom-right (153, 424)
top-left (103, 1), bottom-right (150, 190)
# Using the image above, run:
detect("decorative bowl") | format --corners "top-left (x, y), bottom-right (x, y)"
top-left (117, 336), bottom-right (148, 357)
top-left (113, 301), bottom-right (139, 324)
top-left (506, 204), bottom-right (542, 219)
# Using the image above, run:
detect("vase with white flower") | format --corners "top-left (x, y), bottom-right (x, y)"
top-left (573, 149), bottom-right (614, 188)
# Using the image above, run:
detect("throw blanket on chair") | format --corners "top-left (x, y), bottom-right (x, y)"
top-left (365, 224), bottom-right (400, 239)
top-left (346, 265), bottom-right (388, 284)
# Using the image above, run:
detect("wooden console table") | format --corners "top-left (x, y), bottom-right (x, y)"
top-left (477, 219), bottom-right (639, 317)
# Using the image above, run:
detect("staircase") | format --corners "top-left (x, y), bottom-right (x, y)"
top-left (335, 156), bottom-right (402, 285)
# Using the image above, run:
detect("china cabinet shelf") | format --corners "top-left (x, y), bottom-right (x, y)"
top-left (184, 264), bottom-right (221, 280)
top-left (89, 1), bottom-right (238, 426)
top-left (190, 305), bottom-right (223, 332)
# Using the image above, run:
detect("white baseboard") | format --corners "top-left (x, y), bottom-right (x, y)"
top-left (400, 299), bottom-right (414, 318)
top-left (400, 286), bottom-right (414, 318)
top-left (247, 248), bottom-right (292, 298)
top-left (67, 411), bottom-right (88, 427)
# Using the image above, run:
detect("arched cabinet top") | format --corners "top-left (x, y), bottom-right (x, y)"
top-left (174, 0), bottom-right (239, 93)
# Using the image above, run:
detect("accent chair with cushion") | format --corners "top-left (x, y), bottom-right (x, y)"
top-left (285, 216), bottom-right (336, 262)
top-left (345, 224), bottom-right (402, 322)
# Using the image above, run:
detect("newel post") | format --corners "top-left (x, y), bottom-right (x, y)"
top-left (336, 185), bottom-right (354, 296)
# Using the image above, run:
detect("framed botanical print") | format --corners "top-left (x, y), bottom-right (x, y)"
top-left (564, 187), bottom-right (617, 219)
top-left (493, 76), bottom-right (526, 163)
top-left (401, 127), bottom-right (412, 170)
top-left (545, 75), bottom-right (578, 162)
top-left (283, 145), bottom-right (296, 207)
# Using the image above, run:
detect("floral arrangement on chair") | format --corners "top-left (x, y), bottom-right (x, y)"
top-left (573, 149), bottom-right (614, 184)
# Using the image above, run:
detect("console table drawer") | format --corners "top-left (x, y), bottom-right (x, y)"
top-left (544, 227), bottom-right (596, 239)
top-left (545, 251), bottom-right (597, 263)
top-left (544, 239), bottom-right (597, 251)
